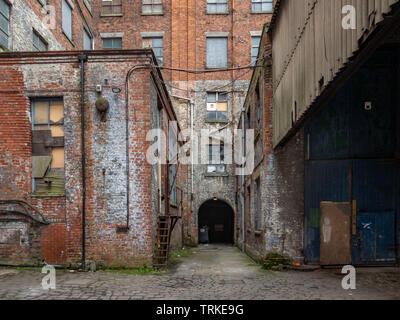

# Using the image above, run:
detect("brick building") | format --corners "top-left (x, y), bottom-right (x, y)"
top-left (241, 0), bottom-right (400, 266)
top-left (0, 0), bottom-right (273, 267)
top-left (0, 49), bottom-right (185, 268)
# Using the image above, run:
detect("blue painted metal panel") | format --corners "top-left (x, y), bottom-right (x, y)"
top-left (305, 160), bottom-right (350, 263)
top-left (352, 160), bottom-right (398, 264)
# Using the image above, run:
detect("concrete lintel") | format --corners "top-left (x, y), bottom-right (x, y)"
top-left (141, 32), bottom-right (165, 38)
top-left (250, 31), bottom-right (262, 37)
top-left (205, 31), bottom-right (230, 38)
top-left (100, 32), bottom-right (124, 39)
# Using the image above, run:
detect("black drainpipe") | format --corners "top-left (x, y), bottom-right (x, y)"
top-left (78, 54), bottom-right (88, 271)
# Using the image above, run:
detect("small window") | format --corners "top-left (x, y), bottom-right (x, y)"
top-left (206, 37), bottom-right (228, 68)
top-left (255, 178), bottom-right (261, 230)
top-left (102, 0), bottom-right (122, 15)
top-left (0, 0), bottom-right (10, 49)
top-left (83, 29), bottom-right (93, 50)
top-left (251, 36), bottom-right (261, 65)
top-left (142, 37), bottom-right (163, 65)
top-left (142, 0), bottom-right (163, 14)
top-left (207, 0), bottom-right (228, 14)
top-left (206, 92), bottom-right (228, 122)
top-left (207, 139), bottom-right (226, 174)
top-left (102, 37), bottom-right (122, 49)
top-left (251, 0), bottom-right (273, 13)
top-left (33, 30), bottom-right (48, 51)
top-left (62, 0), bottom-right (73, 40)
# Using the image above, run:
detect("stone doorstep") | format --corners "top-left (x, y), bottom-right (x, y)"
top-left (285, 265), bottom-right (321, 272)
top-left (0, 269), bottom-right (19, 277)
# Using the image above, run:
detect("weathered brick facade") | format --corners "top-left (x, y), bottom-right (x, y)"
top-left (237, 27), bottom-right (304, 263)
top-left (0, 50), bottom-right (184, 267)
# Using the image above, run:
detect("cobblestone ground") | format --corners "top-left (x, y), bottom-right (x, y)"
top-left (1, 244), bottom-right (400, 300)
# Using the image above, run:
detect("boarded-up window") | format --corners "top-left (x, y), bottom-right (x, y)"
top-left (142, 0), bottom-right (162, 15)
top-left (206, 37), bottom-right (228, 68)
top-left (206, 92), bottom-right (228, 121)
top-left (142, 37), bottom-right (163, 65)
top-left (0, 0), bottom-right (10, 49)
top-left (169, 164), bottom-right (177, 204)
top-left (31, 99), bottom-right (65, 196)
top-left (62, 0), bottom-right (72, 40)
top-left (102, 0), bottom-right (122, 15)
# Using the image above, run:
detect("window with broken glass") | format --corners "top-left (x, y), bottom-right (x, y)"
top-left (31, 98), bottom-right (65, 196)
top-left (207, 0), bottom-right (228, 14)
top-left (101, 0), bottom-right (122, 15)
top-left (206, 92), bottom-right (228, 122)
top-left (0, 0), bottom-right (10, 49)
top-left (142, 0), bottom-right (162, 14)
top-left (207, 139), bottom-right (226, 174)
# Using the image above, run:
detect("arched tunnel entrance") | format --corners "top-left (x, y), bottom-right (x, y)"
top-left (198, 199), bottom-right (234, 244)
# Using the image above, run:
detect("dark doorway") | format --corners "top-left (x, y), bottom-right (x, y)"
top-left (198, 199), bottom-right (234, 244)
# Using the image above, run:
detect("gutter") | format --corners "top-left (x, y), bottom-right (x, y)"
top-left (78, 54), bottom-right (87, 271)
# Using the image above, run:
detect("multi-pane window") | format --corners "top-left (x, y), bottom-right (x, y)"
top-left (32, 30), bottom-right (48, 51)
top-left (83, 0), bottom-right (91, 11)
top-left (251, 36), bottom-right (261, 65)
top-left (251, 0), bottom-right (273, 13)
top-left (0, 0), bottom-right (10, 49)
top-left (206, 92), bottom-right (228, 122)
top-left (142, 37), bottom-right (163, 65)
top-left (255, 178), bottom-right (261, 230)
top-left (62, 0), bottom-right (73, 39)
top-left (31, 98), bottom-right (65, 195)
top-left (207, 139), bottom-right (226, 174)
top-left (207, 0), bottom-right (228, 14)
top-left (142, 0), bottom-right (163, 14)
top-left (102, 0), bottom-right (122, 15)
top-left (102, 37), bottom-right (122, 49)
top-left (206, 37), bottom-right (228, 68)
top-left (169, 124), bottom-right (178, 204)
top-left (83, 29), bottom-right (93, 50)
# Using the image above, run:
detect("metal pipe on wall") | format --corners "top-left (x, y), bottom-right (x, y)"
top-left (78, 54), bottom-right (88, 271)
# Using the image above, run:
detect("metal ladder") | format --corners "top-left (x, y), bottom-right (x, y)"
top-left (154, 216), bottom-right (171, 269)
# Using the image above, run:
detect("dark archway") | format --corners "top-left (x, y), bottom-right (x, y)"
top-left (198, 199), bottom-right (234, 244)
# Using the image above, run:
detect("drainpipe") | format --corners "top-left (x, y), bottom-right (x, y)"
top-left (78, 54), bottom-right (88, 271)
top-left (241, 107), bottom-right (245, 252)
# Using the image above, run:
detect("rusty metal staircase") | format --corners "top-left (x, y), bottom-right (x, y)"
top-left (154, 216), bottom-right (171, 268)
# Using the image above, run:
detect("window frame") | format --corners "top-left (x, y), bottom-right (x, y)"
top-left (251, 36), bottom-right (261, 65)
top-left (102, 37), bottom-right (122, 49)
top-left (62, 0), bottom-right (73, 41)
top-left (251, 0), bottom-right (273, 13)
top-left (142, 0), bottom-right (163, 15)
top-left (206, 0), bottom-right (228, 14)
top-left (207, 139), bottom-right (226, 175)
top-left (101, 0), bottom-right (123, 16)
top-left (255, 177), bottom-right (262, 230)
top-left (142, 36), bottom-right (163, 66)
top-left (0, 0), bottom-right (10, 49)
top-left (31, 97), bottom-right (65, 195)
top-left (206, 36), bottom-right (228, 68)
top-left (83, 28), bottom-right (93, 50)
top-left (32, 29), bottom-right (48, 52)
top-left (206, 91), bottom-right (228, 123)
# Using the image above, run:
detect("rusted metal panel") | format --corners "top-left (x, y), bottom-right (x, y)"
top-left (271, 0), bottom-right (400, 147)
top-left (320, 202), bottom-right (352, 265)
